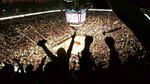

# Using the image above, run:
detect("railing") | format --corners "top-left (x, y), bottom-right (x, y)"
top-left (0, 9), bottom-right (150, 21)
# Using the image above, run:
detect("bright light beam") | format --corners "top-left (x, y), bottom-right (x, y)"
top-left (0, 10), bottom-right (62, 21)
top-left (88, 9), bottom-right (113, 12)
top-left (144, 13), bottom-right (150, 20)
top-left (0, 9), bottom-right (150, 21)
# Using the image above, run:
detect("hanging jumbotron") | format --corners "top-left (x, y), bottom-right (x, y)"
top-left (64, 0), bottom-right (86, 27)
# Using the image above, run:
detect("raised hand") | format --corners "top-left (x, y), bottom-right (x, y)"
top-left (37, 39), bottom-right (47, 47)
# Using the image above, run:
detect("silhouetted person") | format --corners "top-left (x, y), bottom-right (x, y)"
top-left (25, 64), bottom-right (34, 75)
top-left (141, 54), bottom-right (150, 83)
top-left (79, 35), bottom-right (94, 84)
top-left (0, 62), bottom-right (14, 84)
top-left (37, 31), bottom-right (76, 84)
top-left (121, 52), bottom-right (150, 82)
top-left (105, 37), bottom-right (121, 82)
top-left (94, 61), bottom-right (108, 84)
top-left (35, 56), bottom-right (46, 84)
top-left (24, 64), bottom-right (36, 84)
top-left (14, 57), bottom-right (36, 84)
top-left (37, 39), bottom-right (62, 84)
top-left (104, 0), bottom-right (150, 82)
top-left (14, 58), bottom-right (25, 74)
top-left (13, 58), bottom-right (25, 84)
top-left (125, 55), bottom-right (139, 80)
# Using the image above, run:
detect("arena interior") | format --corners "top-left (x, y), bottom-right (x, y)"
top-left (0, 0), bottom-right (149, 71)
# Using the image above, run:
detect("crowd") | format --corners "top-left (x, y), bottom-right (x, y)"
top-left (0, 34), bottom-right (150, 84)
top-left (0, 1), bottom-right (64, 17)
top-left (0, 10), bottom-right (146, 69)
top-left (0, 0), bottom-right (150, 83)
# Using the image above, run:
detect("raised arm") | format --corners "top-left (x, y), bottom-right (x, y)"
top-left (14, 58), bottom-right (25, 74)
top-left (66, 31), bottom-right (76, 59)
top-left (36, 56), bottom-right (46, 73)
top-left (37, 39), bottom-right (57, 61)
